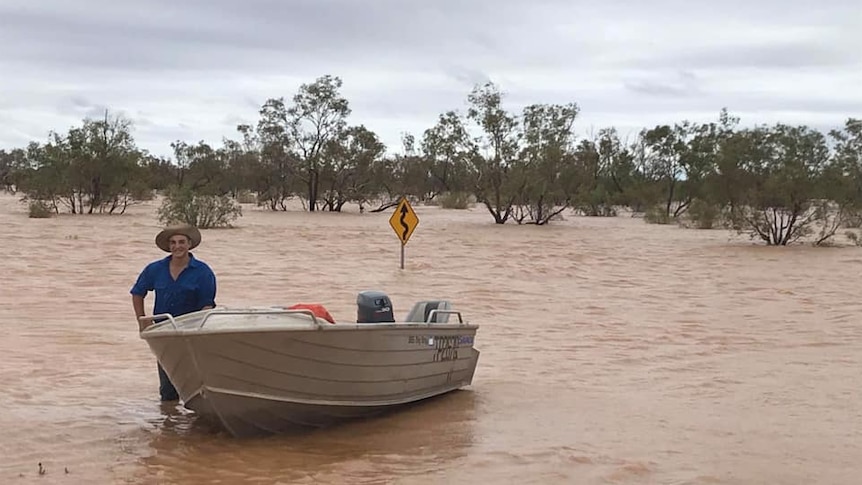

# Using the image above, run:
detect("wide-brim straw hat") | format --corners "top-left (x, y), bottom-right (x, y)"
top-left (155, 224), bottom-right (202, 252)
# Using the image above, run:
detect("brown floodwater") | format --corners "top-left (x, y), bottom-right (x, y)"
top-left (0, 192), bottom-right (860, 484)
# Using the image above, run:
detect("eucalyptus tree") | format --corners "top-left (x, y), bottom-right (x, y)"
top-left (318, 124), bottom-right (386, 211)
top-left (170, 140), bottom-right (232, 196)
top-left (596, 127), bottom-right (641, 212)
top-left (221, 134), bottom-right (260, 199)
top-left (372, 133), bottom-right (433, 211)
top-left (824, 118), bottom-right (862, 244)
top-left (248, 98), bottom-right (298, 210)
top-left (286, 75), bottom-right (351, 211)
top-left (140, 154), bottom-right (178, 192)
top-left (514, 102), bottom-right (580, 224)
top-left (0, 148), bottom-right (26, 193)
top-left (638, 123), bottom-right (693, 221)
top-left (421, 110), bottom-right (474, 199)
top-left (721, 124), bottom-right (831, 245)
top-left (17, 111), bottom-right (145, 214)
top-left (464, 82), bottom-right (521, 224)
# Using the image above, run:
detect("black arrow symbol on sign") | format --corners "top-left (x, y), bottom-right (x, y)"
top-left (400, 203), bottom-right (410, 240)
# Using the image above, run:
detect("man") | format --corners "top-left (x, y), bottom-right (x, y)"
top-left (130, 224), bottom-right (217, 401)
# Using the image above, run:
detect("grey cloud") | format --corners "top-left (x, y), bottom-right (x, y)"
top-left (133, 115), bottom-right (155, 128)
top-left (54, 95), bottom-right (113, 122)
top-left (221, 114), bottom-right (249, 128)
top-left (0, 0), bottom-right (524, 73)
top-left (0, 0), bottom-right (860, 157)
top-left (623, 71), bottom-right (700, 97)
top-left (243, 97), bottom-right (262, 111)
top-left (69, 96), bottom-right (91, 109)
top-left (624, 80), bottom-right (691, 97)
top-left (82, 106), bottom-right (112, 120)
top-left (640, 40), bottom-right (861, 71)
top-left (445, 66), bottom-right (493, 89)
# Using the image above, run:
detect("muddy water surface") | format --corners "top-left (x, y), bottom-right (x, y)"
top-left (1, 193), bottom-right (860, 484)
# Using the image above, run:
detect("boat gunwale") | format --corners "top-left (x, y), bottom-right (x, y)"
top-left (140, 321), bottom-right (480, 339)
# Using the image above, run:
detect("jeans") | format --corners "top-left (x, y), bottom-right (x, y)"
top-left (158, 363), bottom-right (179, 401)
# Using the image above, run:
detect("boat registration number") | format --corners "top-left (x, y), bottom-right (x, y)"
top-left (408, 334), bottom-right (473, 362)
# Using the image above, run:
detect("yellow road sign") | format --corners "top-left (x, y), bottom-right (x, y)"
top-left (389, 197), bottom-right (419, 245)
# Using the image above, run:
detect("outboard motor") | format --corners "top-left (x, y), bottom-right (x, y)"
top-left (405, 300), bottom-right (452, 323)
top-left (356, 290), bottom-right (395, 323)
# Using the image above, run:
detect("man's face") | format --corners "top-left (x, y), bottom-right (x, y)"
top-left (168, 234), bottom-right (191, 257)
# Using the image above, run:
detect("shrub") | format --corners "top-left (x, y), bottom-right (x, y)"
top-left (686, 199), bottom-right (720, 229)
top-left (236, 190), bottom-right (257, 204)
top-left (132, 188), bottom-right (156, 202)
top-left (576, 204), bottom-right (618, 217)
top-left (157, 187), bottom-right (242, 229)
top-left (437, 191), bottom-right (473, 209)
top-left (843, 212), bottom-right (862, 229)
top-left (28, 200), bottom-right (54, 218)
top-left (643, 205), bottom-right (671, 224)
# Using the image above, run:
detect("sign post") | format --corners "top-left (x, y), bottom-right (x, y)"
top-left (388, 197), bottom-right (419, 269)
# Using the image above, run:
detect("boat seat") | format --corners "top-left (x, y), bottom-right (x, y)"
top-left (405, 300), bottom-right (452, 323)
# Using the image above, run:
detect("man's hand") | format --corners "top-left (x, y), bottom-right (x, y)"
top-left (137, 315), bottom-right (153, 332)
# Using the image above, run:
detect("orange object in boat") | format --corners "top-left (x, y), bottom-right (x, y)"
top-left (287, 303), bottom-right (336, 324)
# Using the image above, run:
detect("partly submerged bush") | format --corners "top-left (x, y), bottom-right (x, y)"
top-left (27, 199), bottom-right (54, 218)
top-left (437, 191), bottom-right (473, 209)
top-left (235, 190), bottom-right (257, 204)
top-left (685, 199), bottom-right (721, 229)
top-left (643, 205), bottom-right (672, 225)
top-left (157, 187), bottom-right (242, 229)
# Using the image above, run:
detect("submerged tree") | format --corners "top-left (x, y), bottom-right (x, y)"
top-left (4, 72), bottom-right (862, 247)
top-left (720, 124), bottom-right (831, 245)
top-left (287, 75), bottom-right (351, 212)
top-left (465, 82), bottom-right (521, 224)
top-left (16, 111), bottom-right (146, 214)
top-left (515, 102), bottom-right (580, 224)
top-left (827, 118), bottom-right (862, 245)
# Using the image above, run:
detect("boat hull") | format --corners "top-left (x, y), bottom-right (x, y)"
top-left (183, 377), bottom-right (476, 437)
top-left (141, 309), bottom-right (480, 437)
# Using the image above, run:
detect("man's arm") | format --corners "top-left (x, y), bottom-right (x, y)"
top-left (132, 294), bottom-right (148, 331)
top-left (131, 265), bottom-right (153, 331)
top-left (198, 268), bottom-right (217, 310)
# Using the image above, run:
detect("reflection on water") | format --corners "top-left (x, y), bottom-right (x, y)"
top-left (133, 390), bottom-right (479, 484)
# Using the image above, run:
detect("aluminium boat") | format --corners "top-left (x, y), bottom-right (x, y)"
top-left (138, 292), bottom-right (480, 438)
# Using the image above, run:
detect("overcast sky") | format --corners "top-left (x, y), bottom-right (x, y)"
top-left (0, 0), bottom-right (859, 157)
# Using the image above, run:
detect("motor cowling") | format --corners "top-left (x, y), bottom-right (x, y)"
top-left (405, 300), bottom-right (452, 323)
top-left (356, 290), bottom-right (395, 323)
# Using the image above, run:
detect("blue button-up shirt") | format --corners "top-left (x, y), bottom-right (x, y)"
top-left (130, 254), bottom-right (217, 317)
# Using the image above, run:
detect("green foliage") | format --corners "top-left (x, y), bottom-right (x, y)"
top-left (0, 148), bottom-right (27, 193)
top-left (3, 74), bottom-right (861, 246)
top-left (516, 102), bottom-right (580, 224)
top-left (14, 111), bottom-right (147, 215)
top-left (464, 82), bottom-right (521, 224)
top-left (157, 186), bottom-right (242, 229)
top-left (644, 205), bottom-right (672, 225)
top-left (171, 140), bottom-right (232, 195)
top-left (27, 200), bottom-right (54, 218)
top-left (437, 191), bottom-right (473, 209)
top-left (714, 124), bottom-right (833, 245)
top-left (684, 199), bottom-right (722, 229)
top-left (289, 75), bottom-right (352, 212)
top-left (421, 111), bottom-right (473, 197)
top-left (319, 125), bottom-right (386, 212)
top-left (235, 190), bottom-right (257, 204)
top-left (576, 184), bottom-right (618, 216)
